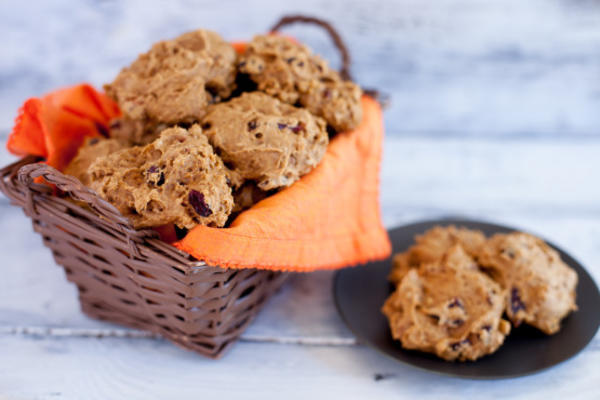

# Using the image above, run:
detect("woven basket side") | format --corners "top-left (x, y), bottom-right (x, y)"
top-left (1, 158), bottom-right (287, 358)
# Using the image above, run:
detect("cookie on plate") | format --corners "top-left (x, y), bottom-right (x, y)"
top-left (382, 245), bottom-right (511, 361)
top-left (389, 225), bottom-right (486, 284)
top-left (88, 124), bottom-right (234, 229)
top-left (105, 29), bottom-right (237, 145)
top-left (477, 232), bottom-right (578, 334)
top-left (201, 91), bottom-right (328, 190)
top-left (238, 34), bottom-right (362, 132)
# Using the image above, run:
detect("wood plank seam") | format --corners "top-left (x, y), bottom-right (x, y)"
top-left (1, 326), bottom-right (597, 349)
top-left (0, 326), bottom-right (359, 346)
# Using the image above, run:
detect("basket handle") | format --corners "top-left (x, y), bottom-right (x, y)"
top-left (270, 15), bottom-right (352, 81)
top-left (16, 162), bottom-right (152, 257)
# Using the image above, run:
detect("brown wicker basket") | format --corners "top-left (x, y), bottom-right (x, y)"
top-left (0, 156), bottom-right (288, 358)
top-left (0, 15), bottom-right (364, 358)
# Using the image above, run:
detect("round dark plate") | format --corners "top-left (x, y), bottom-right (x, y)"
top-left (334, 218), bottom-right (600, 379)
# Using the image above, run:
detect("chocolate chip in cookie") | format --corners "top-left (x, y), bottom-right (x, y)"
top-left (201, 92), bottom-right (328, 190)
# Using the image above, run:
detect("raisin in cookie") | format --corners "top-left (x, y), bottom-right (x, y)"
top-left (88, 125), bottom-right (233, 229)
top-left (382, 245), bottom-right (511, 362)
top-left (238, 35), bottom-right (362, 132)
top-left (105, 29), bottom-right (237, 145)
top-left (389, 225), bottom-right (487, 284)
top-left (477, 232), bottom-right (578, 334)
top-left (201, 91), bottom-right (328, 190)
top-left (64, 137), bottom-right (126, 186)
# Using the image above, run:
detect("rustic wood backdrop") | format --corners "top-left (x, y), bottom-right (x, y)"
top-left (1, 0), bottom-right (599, 399)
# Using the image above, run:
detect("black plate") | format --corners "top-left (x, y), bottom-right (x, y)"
top-left (334, 218), bottom-right (600, 379)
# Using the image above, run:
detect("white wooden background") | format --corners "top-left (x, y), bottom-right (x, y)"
top-left (1, 0), bottom-right (600, 399)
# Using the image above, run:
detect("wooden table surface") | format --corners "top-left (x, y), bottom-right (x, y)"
top-left (1, 1), bottom-right (599, 399)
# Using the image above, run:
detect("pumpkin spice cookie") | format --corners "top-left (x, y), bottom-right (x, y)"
top-left (382, 245), bottom-right (511, 362)
top-left (105, 29), bottom-right (238, 145)
top-left (232, 182), bottom-right (270, 214)
top-left (88, 125), bottom-right (234, 229)
top-left (477, 232), bottom-right (578, 334)
top-left (299, 72), bottom-right (363, 133)
top-left (238, 34), bottom-right (362, 132)
top-left (201, 91), bottom-right (328, 190)
top-left (64, 137), bottom-right (126, 186)
top-left (389, 225), bottom-right (487, 284)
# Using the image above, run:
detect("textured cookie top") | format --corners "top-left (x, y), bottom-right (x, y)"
top-left (299, 73), bottom-right (363, 133)
top-left (64, 137), bottom-right (126, 186)
top-left (478, 232), bottom-right (578, 334)
top-left (201, 91), bottom-right (328, 190)
top-left (389, 225), bottom-right (487, 284)
top-left (382, 245), bottom-right (511, 362)
top-left (105, 29), bottom-right (237, 145)
top-left (239, 35), bottom-right (362, 132)
top-left (88, 125), bottom-right (234, 229)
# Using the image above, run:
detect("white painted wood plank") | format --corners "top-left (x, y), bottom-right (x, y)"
top-left (2, 0), bottom-right (600, 136)
top-left (0, 335), bottom-right (598, 400)
top-left (381, 137), bottom-right (600, 217)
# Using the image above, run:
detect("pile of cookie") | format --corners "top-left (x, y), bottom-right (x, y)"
top-left (382, 226), bottom-right (578, 361)
top-left (65, 30), bottom-right (363, 230)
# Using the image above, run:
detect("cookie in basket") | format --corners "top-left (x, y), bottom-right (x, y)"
top-left (232, 182), bottom-right (270, 214)
top-left (88, 124), bottom-right (234, 229)
top-left (201, 91), bottom-right (329, 190)
top-left (106, 29), bottom-right (238, 145)
top-left (239, 34), bottom-right (362, 132)
top-left (64, 137), bottom-right (127, 186)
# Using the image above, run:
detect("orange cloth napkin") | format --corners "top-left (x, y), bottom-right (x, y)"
top-left (7, 84), bottom-right (120, 171)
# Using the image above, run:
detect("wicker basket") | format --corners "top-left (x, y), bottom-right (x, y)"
top-left (0, 15), bottom-right (368, 358)
top-left (0, 156), bottom-right (288, 358)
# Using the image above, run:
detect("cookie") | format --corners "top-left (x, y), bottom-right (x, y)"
top-left (107, 119), bottom-right (169, 147)
top-left (389, 225), bottom-right (487, 284)
top-left (232, 182), bottom-right (269, 214)
top-left (477, 232), bottom-right (578, 334)
top-left (299, 72), bottom-right (363, 133)
top-left (200, 91), bottom-right (328, 190)
top-left (382, 245), bottom-right (511, 361)
top-left (238, 35), bottom-right (362, 132)
top-left (64, 137), bottom-right (126, 186)
top-left (105, 29), bottom-right (237, 145)
top-left (88, 125), bottom-right (234, 229)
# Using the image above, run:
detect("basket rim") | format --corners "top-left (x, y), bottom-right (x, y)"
top-left (0, 156), bottom-right (211, 271)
